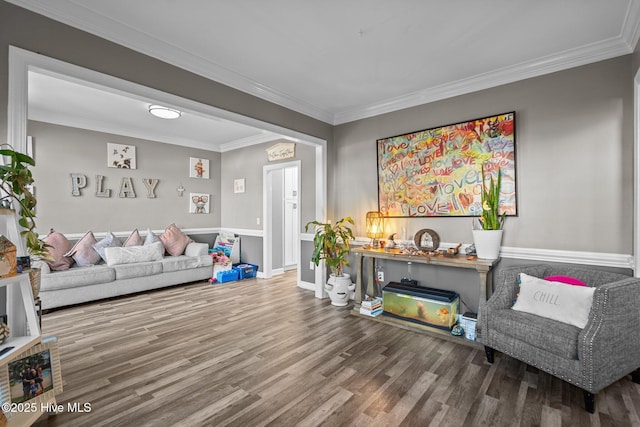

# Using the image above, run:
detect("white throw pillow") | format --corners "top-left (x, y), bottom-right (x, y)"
top-left (104, 241), bottom-right (164, 266)
top-left (511, 273), bottom-right (596, 329)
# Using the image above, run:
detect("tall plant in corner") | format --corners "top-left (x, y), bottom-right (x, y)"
top-left (0, 145), bottom-right (50, 258)
top-left (305, 217), bottom-right (355, 276)
top-left (305, 217), bottom-right (356, 306)
top-left (479, 163), bottom-right (506, 230)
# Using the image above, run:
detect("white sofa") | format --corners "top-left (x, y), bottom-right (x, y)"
top-left (37, 242), bottom-right (213, 310)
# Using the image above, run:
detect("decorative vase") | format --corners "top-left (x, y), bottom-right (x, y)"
top-left (472, 229), bottom-right (503, 259)
top-left (325, 273), bottom-right (356, 307)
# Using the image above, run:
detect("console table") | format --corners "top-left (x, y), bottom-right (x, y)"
top-left (351, 247), bottom-right (498, 348)
top-left (351, 247), bottom-right (498, 312)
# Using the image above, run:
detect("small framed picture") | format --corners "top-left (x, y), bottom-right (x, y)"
top-left (107, 143), bottom-right (136, 169)
top-left (189, 157), bottom-right (210, 179)
top-left (234, 178), bottom-right (245, 194)
top-left (1, 338), bottom-right (63, 419)
top-left (189, 193), bottom-right (210, 214)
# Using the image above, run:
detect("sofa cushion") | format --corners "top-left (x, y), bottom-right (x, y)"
top-left (513, 273), bottom-right (596, 328)
top-left (65, 231), bottom-right (101, 267)
top-left (41, 265), bottom-right (116, 291)
top-left (184, 242), bottom-right (209, 257)
top-left (123, 229), bottom-right (143, 247)
top-left (104, 242), bottom-right (164, 266)
top-left (43, 229), bottom-right (74, 271)
top-left (144, 229), bottom-right (161, 246)
top-left (162, 254), bottom-right (213, 273)
top-left (93, 231), bottom-right (122, 262)
top-left (159, 224), bottom-right (193, 256)
top-left (112, 261), bottom-right (162, 280)
top-left (491, 308), bottom-right (581, 360)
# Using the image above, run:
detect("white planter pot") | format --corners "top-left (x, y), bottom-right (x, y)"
top-left (472, 229), bottom-right (503, 259)
top-left (325, 273), bottom-right (355, 307)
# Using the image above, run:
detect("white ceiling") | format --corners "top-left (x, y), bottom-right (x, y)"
top-left (11, 0), bottom-right (640, 146)
top-left (28, 70), bottom-right (279, 152)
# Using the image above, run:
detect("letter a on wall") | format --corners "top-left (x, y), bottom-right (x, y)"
top-left (118, 177), bottom-right (136, 198)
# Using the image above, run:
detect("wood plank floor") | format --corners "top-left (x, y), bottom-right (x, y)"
top-left (32, 271), bottom-right (640, 427)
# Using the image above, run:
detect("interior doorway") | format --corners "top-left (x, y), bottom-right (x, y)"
top-left (8, 46), bottom-right (328, 295)
top-left (263, 160), bottom-right (301, 278)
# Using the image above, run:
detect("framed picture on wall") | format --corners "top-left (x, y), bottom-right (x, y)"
top-left (189, 193), bottom-right (210, 214)
top-left (377, 112), bottom-right (516, 218)
top-left (234, 178), bottom-right (245, 194)
top-left (189, 157), bottom-right (210, 179)
top-left (107, 143), bottom-right (136, 169)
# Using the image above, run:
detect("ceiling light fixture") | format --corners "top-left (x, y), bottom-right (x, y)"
top-left (148, 104), bottom-right (181, 119)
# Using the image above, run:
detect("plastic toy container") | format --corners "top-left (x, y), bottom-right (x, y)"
top-left (233, 263), bottom-right (258, 279)
top-left (215, 268), bottom-right (239, 283)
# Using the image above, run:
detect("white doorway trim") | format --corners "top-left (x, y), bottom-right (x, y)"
top-left (262, 160), bottom-right (301, 281)
top-left (8, 46), bottom-right (329, 295)
top-left (634, 67), bottom-right (640, 277)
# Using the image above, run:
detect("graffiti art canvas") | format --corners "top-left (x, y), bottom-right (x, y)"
top-left (377, 112), bottom-right (516, 217)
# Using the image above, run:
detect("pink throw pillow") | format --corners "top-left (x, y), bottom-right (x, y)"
top-left (123, 229), bottom-right (143, 247)
top-left (43, 229), bottom-right (74, 271)
top-left (544, 275), bottom-right (588, 287)
top-left (159, 224), bottom-right (192, 256)
top-left (65, 231), bottom-right (101, 267)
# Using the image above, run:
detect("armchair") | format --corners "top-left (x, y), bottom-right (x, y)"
top-left (478, 264), bottom-right (640, 413)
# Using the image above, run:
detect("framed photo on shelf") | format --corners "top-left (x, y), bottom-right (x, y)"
top-left (0, 338), bottom-right (63, 419)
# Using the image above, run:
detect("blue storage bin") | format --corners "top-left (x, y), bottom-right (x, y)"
top-left (215, 268), bottom-right (239, 283)
top-left (233, 263), bottom-right (258, 279)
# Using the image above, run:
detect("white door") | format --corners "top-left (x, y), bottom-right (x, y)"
top-left (283, 166), bottom-right (299, 269)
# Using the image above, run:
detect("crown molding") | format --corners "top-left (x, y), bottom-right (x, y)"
top-left (219, 132), bottom-right (282, 153)
top-left (7, 0), bottom-right (335, 124)
top-left (8, 0), bottom-right (640, 127)
top-left (333, 37), bottom-right (633, 124)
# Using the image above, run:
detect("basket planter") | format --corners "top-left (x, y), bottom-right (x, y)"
top-left (28, 267), bottom-right (41, 299)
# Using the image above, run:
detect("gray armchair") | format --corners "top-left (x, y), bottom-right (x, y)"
top-left (478, 264), bottom-right (640, 413)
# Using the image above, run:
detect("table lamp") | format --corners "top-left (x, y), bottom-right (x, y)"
top-left (366, 211), bottom-right (385, 248)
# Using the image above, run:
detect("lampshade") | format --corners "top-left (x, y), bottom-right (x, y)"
top-left (148, 104), bottom-right (181, 119)
top-left (366, 211), bottom-right (385, 239)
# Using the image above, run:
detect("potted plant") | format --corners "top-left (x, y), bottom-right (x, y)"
top-left (0, 145), bottom-right (50, 296)
top-left (472, 163), bottom-right (506, 259)
top-left (305, 217), bottom-right (356, 306)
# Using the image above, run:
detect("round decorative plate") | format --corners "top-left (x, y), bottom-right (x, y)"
top-left (414, 229), bottom-right (440, 251)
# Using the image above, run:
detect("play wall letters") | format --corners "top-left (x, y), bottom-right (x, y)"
top-left (70, 174), bottom-right (159, 198)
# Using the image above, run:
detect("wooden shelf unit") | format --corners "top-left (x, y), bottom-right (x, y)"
top-left (351, 247), bottom-right (498, 348)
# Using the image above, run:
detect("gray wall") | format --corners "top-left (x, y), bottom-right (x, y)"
top-left (221, 140), bottom-right (316, 230)
top-left (28, 121), bottom-right (221, 234)
top-left (333, 56), bottom-right (633, 255)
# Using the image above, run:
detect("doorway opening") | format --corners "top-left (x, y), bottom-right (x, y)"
top-left (263, 161), bottom-right (300, 280)
top-left (8, 46), bottom-right (328, 294)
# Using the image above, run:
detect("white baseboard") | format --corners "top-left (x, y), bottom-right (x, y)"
top-left (298, 280), bottom-right (315, 291)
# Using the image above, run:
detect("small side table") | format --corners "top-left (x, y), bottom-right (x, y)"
top-left (34, 297), bottom-right (42, 330)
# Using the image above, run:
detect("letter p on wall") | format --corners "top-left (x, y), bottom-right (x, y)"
top-left (70, 173), bottom-right (87, 196)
